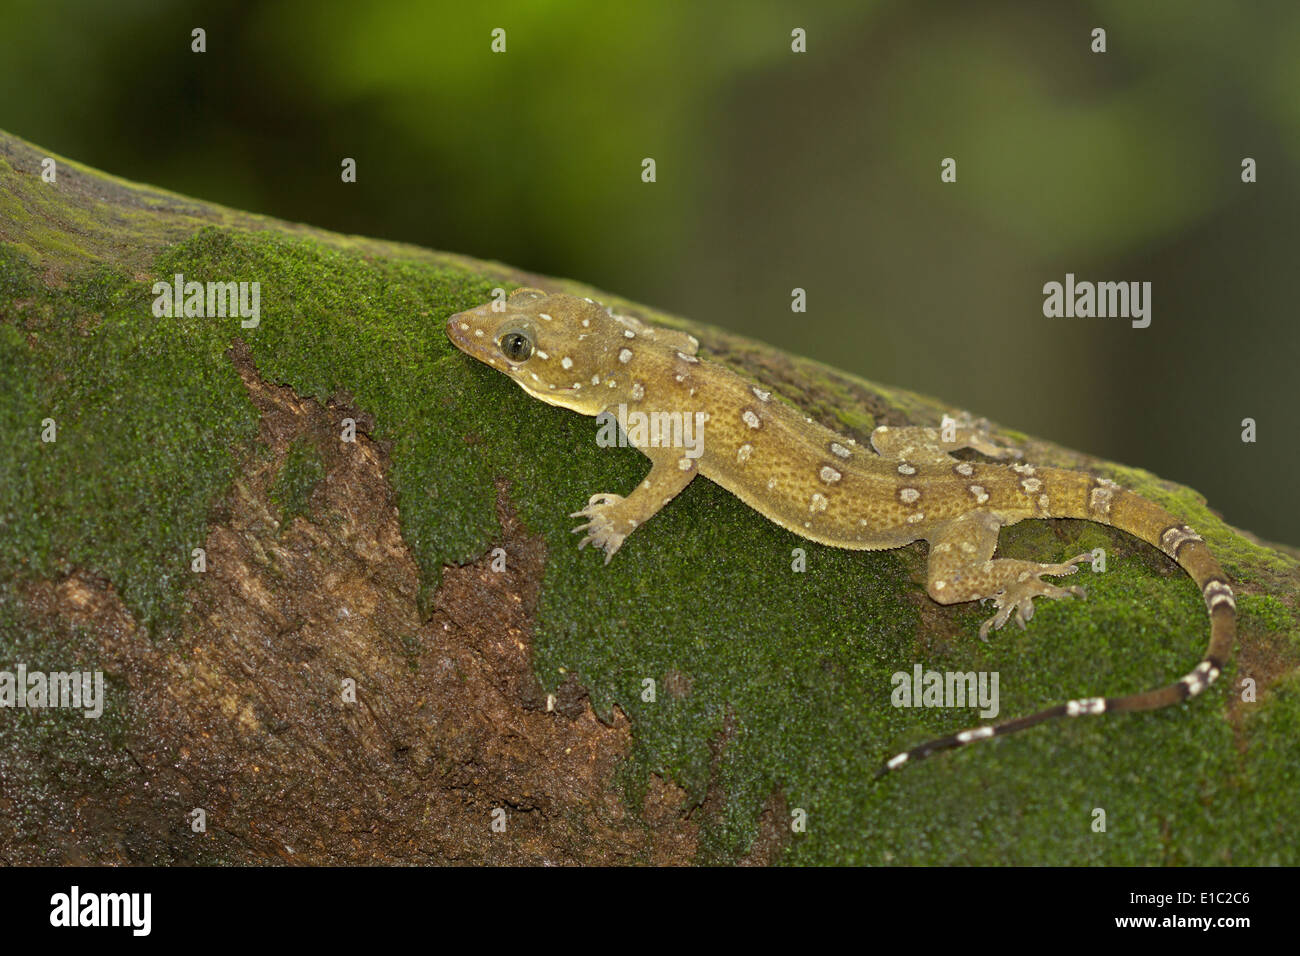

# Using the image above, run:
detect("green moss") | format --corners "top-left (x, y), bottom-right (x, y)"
top-left (147, 227), bottom-right (508, 615)
top-left (1238, 594), bottom-right (1297, 637)
top-left (0, 249), bottom-right (260, 632)
top-left (271, 436), bottom-right (326, 525)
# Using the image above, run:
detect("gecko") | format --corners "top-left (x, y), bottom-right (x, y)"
top-left (446, 288), bottom-right (1236, 775)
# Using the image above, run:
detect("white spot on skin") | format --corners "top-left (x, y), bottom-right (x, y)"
top-left (959, 542), bottom-right (974, 554)
top-left (1066, 698), bottom-right (1106, 717)
top-left (933, 580), bottom-right (946, 591)
top-left (1090, 477), bottom-right (1120, 517)
top-left (767, 477), bottom-right (778, 491)
top-left (1038, 494), bottom-right (1050, 511)
top-left (458, 323), bottom-right (470, 331)
top-left (1203, 580), bottom-right (1236, 612)
top-left (752, 386), bottom-right (770, 402)
top-left (955, 462), bottom-right (974, 476)
top-left (624, 329), bottom-right (635, 338)
top-left (677, 352), bottom-right (698, 363)
top-left (561, 356), bottom-right (573, 369)
top-left (898, 488), bottom-right (920, 504)
top-left (674, 373), bottom-right (686, 383)
top-left (969, 485), bottom-right (989, 504)
top-left (618, 348), bottom-right (633, 364)
top-left (678, 458), bottom-right (693, 471)
top-left (830, 442), bottom-right (852, 459)
top-left (535, 350), bottom-right (549, 360)
top-left (591, 374), bottom-right (601, 385)
top-left (539, 313), bottom-right (553, 321)
top-left (820, 466), bottom-right (842, 483)
top-left (581, 318), bottom-right (590, 327)
top-left (631, 382), bottom-right (645, 400)
top-left (1021, 477), bottom-right (1042, 493)
top-left (1179, 660), bottom-right (1221, 696)
top-left (742, 410), bottom-right (761, 429)
top-left (737, 443), bottom-right (753, 463)
top-left (935, 542), bottom-right (953, 552)
top-left (907, 512), bottom-right (925, 523)
top-left (1012, 463), bottom-right (1036, 475)
top-left (1161, 525), bottom-right (1204, 557)
top-left (898, 463), bottom-right (915, 475)
top-left (474, 329), bottom-right (484, 337)
top-left (810, 493), bottom-right (828, 513)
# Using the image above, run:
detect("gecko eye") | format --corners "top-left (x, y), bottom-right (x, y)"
top-left (498, 330), bottom-right (533, 362)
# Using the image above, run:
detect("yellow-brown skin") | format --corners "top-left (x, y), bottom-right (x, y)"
top-left (447, 289), bottom-right (1237, 772)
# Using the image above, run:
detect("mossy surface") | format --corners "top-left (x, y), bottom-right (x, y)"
top-left (270, 436), bottom-right (326, 526)
top-left (0, 248), bottom-right (259, 632)
top-left (2, 130), bottom-right (1297, 864)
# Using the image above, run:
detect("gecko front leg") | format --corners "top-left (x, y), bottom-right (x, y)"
top-left (926, 511), bottom-right (1092, 640)
top-left (570, 445), bottom-right (698, 563)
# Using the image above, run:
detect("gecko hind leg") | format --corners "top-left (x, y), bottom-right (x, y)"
top-left (871, 411), bottom-right (1022, 464)
top-left (926, 511), bottom-right (1091, 640)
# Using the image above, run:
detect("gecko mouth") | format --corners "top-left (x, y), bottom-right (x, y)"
top-left (445, 311), bottom-right (497, 362)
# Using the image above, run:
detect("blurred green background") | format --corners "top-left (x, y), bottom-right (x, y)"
top-left (2, 0), bottom-right (1296, 542)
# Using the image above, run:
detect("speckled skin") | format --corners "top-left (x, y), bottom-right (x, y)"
top-left (447, 289), bottom-right (1237, 772)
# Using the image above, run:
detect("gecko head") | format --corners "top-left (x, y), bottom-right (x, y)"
top-left (447, 288), bottom-right (696, 415)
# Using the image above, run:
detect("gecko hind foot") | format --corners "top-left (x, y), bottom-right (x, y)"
top-left (570, 493), bottom-right (630, 564)
top-left (978, 553), bottom-right (1092, 640)
top-left (950, 411), bottom-right (1024, 460)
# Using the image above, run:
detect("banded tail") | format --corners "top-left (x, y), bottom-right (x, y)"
top-left (878, 472), bottom-right (1236, 776)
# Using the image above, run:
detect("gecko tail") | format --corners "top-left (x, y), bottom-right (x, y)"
top-left (877, 480), bottom-right (1237, 778)
top-left (874, 654), bottom-right (1226, 778)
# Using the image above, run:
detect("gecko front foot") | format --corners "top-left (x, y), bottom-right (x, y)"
top-left (978, 553), bottom-right (1092, 640)
top-left (570, 493), bottom-right (632, 564)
